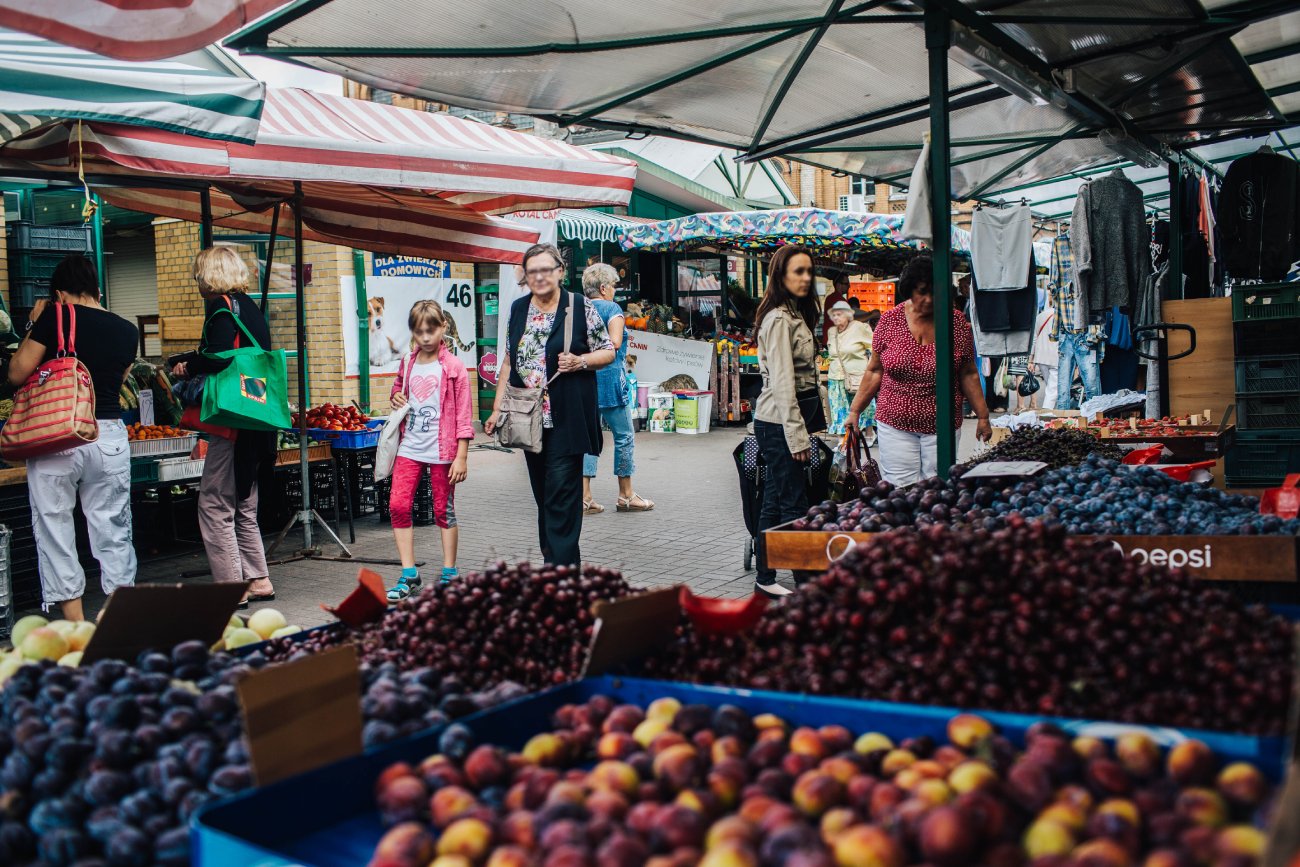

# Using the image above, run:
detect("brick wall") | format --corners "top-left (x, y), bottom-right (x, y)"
top-left (0, 209), bottom-right (8, 311)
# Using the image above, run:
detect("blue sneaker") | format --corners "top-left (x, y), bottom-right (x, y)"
top-left (440, 567), bottom-right (458, 586)
top-left (386, 574), bottom-right (421, 603)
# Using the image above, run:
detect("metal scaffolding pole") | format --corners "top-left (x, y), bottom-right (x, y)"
top-left (927, 4), bottom-right (957, 475)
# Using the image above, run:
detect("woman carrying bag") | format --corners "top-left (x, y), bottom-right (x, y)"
top-left (825, 298), bottom-right (873, 436)
top-left (171, 247), bottom-right (278, 608)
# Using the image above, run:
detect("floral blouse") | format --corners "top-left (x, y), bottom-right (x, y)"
top-left (517, 296), bottom-right (613, 427)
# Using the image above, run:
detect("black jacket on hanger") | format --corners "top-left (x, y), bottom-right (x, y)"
top-left (1218, 150), bottom-right (1300, 281)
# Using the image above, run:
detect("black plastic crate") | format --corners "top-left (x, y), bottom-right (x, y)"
top-left (11, 276), bottom-right (49, 307)
top-left (7, 221), bottom-right (94, 252)
top-left (376, 471), bottom-right (434, 527)
top-left (1235, 355), bottom-right (1300, 396)
top-left (1234, 320), bottom-right (1299, 357)
top-left (1226, 430), bottom-right (1300, 487)
top-left (1238, 394), bottom-right (1300, 430)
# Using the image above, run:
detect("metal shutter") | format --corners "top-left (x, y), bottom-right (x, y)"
top-left (104, 232), bottom-right (158, 356)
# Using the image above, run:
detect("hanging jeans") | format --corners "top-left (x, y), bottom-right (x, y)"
top-left (1056, 332), bottom-right (1101, 409)
top-left (582, 405), bottom-right (635, 478)
top-left (754, 419), bottom-right (809, 586)
top-left (27, 419), bottom-right (136, 608)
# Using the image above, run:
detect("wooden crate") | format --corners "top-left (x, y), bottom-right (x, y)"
top-left (275, 443), bottom-right (333, 466)
top-left (762, 522), bottom-right (1299, 583)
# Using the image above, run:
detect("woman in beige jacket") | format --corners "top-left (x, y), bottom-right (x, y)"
top-left (825, 299), bottom-right (873, 436)
top-left (752, 244), bottom-right (823, 598)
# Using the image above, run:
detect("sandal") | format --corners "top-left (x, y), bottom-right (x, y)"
top-left (616, 493), bottom-right (655, 512)
top-left (386, 576), bottom-right (422, 603)
top-left (583, 499), bottom-right (605, 515)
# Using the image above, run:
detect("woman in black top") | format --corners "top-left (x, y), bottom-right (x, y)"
top-left (171, 246), bottom-right (276, 606)
top-left (8, 255), bottom-right (138, 620)
top-left (484, 243), bottom-right (615, 566)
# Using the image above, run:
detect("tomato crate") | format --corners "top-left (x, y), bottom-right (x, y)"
top-left (128, 433), bottom-right (198, 458)
top-left (1238, 393), bottom-right (1300, 430)
top-left (1235, 355), bottom-right (1300, 395)
top-left (308, 419), bottom-right (383, 449)
top-left (1226, 430), bottom-right (1300, 487)
top-left (1232, 283), bottom-right (1300, 322)
top-left (275, 442), bottom-right (333, 466)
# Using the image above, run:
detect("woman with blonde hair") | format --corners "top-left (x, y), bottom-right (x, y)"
top-left (171, 245), bottom-right (276, 607)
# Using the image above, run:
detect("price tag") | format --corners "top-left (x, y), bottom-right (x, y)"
top-left (81, 584), bottom-right (247, 665)
top-left (583, 587), bottom-right (680, 677)
top-left (1129, 417), bottom-right (1138, 432)
top-left (962, 461), bottom-right (1049, 479)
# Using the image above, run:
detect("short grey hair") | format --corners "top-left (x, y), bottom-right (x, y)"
top-left (582, 262), bottom-right (619, 297)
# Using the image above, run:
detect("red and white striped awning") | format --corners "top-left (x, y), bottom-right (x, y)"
top-left (0, 0), bottom-right (291, 60)
top-left (0, 88), bottom-right (637, 263)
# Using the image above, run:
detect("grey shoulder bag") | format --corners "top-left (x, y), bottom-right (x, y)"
top-left (495, 293), bottom-right (576, 453)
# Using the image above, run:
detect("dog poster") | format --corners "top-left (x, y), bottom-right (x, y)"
top-left (340, 274), bottom-right (477, 377)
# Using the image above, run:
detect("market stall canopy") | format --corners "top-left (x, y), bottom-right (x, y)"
top-left (227, 0), bottom-right (1291, 200)
top-left (556, 208), bottom-right (656, 243)
top-left (0, 29), bottom-right (264, 144)
top-left (0, 0), bottom-right (293, 60)
top-left (0, 87), bottom-right (637, 263)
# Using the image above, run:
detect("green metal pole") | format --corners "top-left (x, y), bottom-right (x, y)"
top-left (927, 4), bottom-right (956, 476)
top-left (352, 249), bottom-right (370, 412)
top-left (91, 193), bottom-right (106, 303)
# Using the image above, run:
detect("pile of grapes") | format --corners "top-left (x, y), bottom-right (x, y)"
top-left (799, 455), bottom-right (1299, 536)
top-left (970, 426), bottom-right (1124, 469)
top-left (642, 520), bottom-right (1293, 734)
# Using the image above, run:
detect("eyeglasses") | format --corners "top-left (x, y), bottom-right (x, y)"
top-left (525, 266), bottom-right (562, 280)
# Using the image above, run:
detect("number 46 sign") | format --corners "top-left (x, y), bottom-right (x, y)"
top-left (444, 283), bottom-right (472, 309)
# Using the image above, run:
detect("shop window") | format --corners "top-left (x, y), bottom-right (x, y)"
top-left (850, 176), bottom-right (868, 196)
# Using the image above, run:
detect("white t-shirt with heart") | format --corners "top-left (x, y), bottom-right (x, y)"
top-left (397, 358), bottom-right (448, 464)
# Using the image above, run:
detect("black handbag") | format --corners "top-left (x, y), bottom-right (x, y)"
top-left (1017, 369), bottom-right (1041, 397)
top-left (796, 388), bottom-right (827, 435)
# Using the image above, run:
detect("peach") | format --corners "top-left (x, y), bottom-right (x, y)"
top-left (948, 761), bottom-right (997, 794)
top-left (430, 786), bottom-right (478, 829)
top-left (57, 651), bottom-right (82, 667)
top-left (1022, 819), bottom-right (1074, 859)
top-left (650, 731), bottom-right (689, 756)
top-left (429, 858), bottom-right (472, 867)
top-left (783, 751), bottom-right (819, 779)
top-left (588, 760), bottom-right (639, 797)
top-left (880, 749), bottom-right (917, 777)
top-left (819, 726), bottom-right (854, 754)
top-left (1055, 784), bottom-right (1094, 812)
top-left (1072, 737), bottom-right (1109, 761)
top-left (753, 712), bottom-right (786, 732)
top-left (436, 818), bottom-right (492, 860)
top-left (932, 746), bottom-right (968, 771)
top-left (708, 769), bottom-right (743, 808)
top-left (1008, 761), bottom-right (1054, 812)
top-left (419, 755), bottom-right (465, 790)
top-left (1175, 788), bottom-right (1228, 828)
top-left (375, 762), bottom-right (417, 794)
top-left (603, 704), bottom-right (646, 733)
top-left (1070, 839), bottom-right (1133, 867)
top-left (757, 726), bottom-right (787, 744)
top-left (854, 732), bottom-right (894, 755)
top-left (369, 822), bottom-right (436, 867)
top-left (790, 727), bottom-right (828, 761)
top-left (706, 816), bottom-right (757, 850)
top-left (21, 626), bottom-right (69, 661)
top-left (737, 795), bottom-right (778, 825)
top-left (1115, 733), bottom-right (1161, 779)
top-left (832, 824), bottom-right (905, 867)
top-left (646, 696), bottom-right (681, 723)
top-left (699, 842), bottom-right (759, 867)
top-left (846, 775), bottom-right (878, 812)
top-left (464, 745), bottom-right (510, 789)
top-left (654, 743), bottom-right (702, 791)
top-left (1214, 825), bottom-right (1265, 860)
top-left (913, 760), bottom-right (948, 780)
top-left (920, 805), bottom-right (978, 867)
top-left (66, 621), bottom-right (96, 652)
top-left (947, 714), bottom-right (994, 749)
top-left (956, 790), bottom-right (1009, 842)
top-left (711, 735), bottom-right (745, 764)
top-left (652, 803), bottom-right (708, 851)
top-left (821, 807), bottom-right (858, 845)
top-left (597, 732), bottom-right (638, 761)
top-left (913, 779), bottom-right (954, 807)
top-left (1215, 762), bottom-right (1267, 808)
top-left (822, 757), bottom-right (862, 785)
top-left (633, 717), bottom-right (671, 748)
top-left (544, 780), bottom-right (587, 808)
top-left (1166, 741), bottom-right (1215, 787)
top-left (1140, 849), bottom-right (1188, 867)
top-left (248, 608), bottom-right (288, 639)
top-left (376, 775), bottom-right (428, 824)
top-left (868, 782), bottom-right (906, 821)
top-left (586, 788), bottom-right (629, 821)
top-left (793, 771), bottom-right (844, 818)
top-left (486, 846), bottom-right (532, 867)
top-left (1096, 799), bottom-right (1141, 828)
top-left (499, 811), bottom-right (536, 850)
top-left (48, 620), bottom-right (74, 638)
top-left (1084, 759), bottom-right (1132, 797)
top-left (1038, 803), bottom-right (1087, 834)
top-left (676, 788), bottom-right (720, 818)
top-left (522, 732), bottom-right (565, 766)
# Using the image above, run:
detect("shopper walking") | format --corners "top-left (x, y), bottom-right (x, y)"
top-left (171, 247), bottom-right (275, 608)
top-left (825, 300), bottom-right (873, 436)
top-left (580, 263), bottom-right (653, 515)
top-left (752, 245), bottom-right (823, 598)
top-left (385, 300), bottom-right (473, 601)
top-left (1030, 295), bottom-right (1059, 411)
top-left (847, 255), bottom-right (992, 486)
top-left (9, 255), bottom-right (138, 620)
top-left (820, 272), bottom-right (850, 346)
top-left (485, 244), bottom-right (614, 566)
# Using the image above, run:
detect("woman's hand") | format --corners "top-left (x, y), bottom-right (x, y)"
top-left (557, 352), bottom-right (583, 373)
top-left (484, 410), bottom-right (501, 435)
top-left (845, 410), bottom-right (860, 433)
top-left (449, 456), bottom-right (468, 485)
top-left (792, 448), bottom-right (810, 463)
top-left (171, 362), bottom-right (188, 378)
top-left (976, 417), bottom-right (993, 442)
top-left (391, 393), bottom-right (408, 408)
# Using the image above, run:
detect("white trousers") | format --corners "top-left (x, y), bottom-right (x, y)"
top-left (876, 420), bottom-right (961, 487)
top-left (27, 419), bottom-right (137, 607)
top-left (1039, 365), bottom-right (1059, 410)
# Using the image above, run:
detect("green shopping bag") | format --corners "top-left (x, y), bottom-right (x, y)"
top-left (199, 304), bottom-right (292, 431)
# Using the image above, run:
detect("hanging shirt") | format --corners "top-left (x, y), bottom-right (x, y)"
top-left (1218, 150), bottom-right (1300, 281)
top-left (397, 358), bottom-right (447, 464)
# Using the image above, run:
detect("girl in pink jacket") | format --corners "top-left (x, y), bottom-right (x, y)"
top-left (387, 300), bottom-right (474, 601)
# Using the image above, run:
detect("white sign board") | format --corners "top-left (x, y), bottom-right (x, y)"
top-left (341, 275), bottom-right (476, 377)
top-left (624, 330), bottom-right (714, 392)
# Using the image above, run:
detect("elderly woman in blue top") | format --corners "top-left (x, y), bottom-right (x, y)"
top-left (580, 263), bottom-right (654, 514)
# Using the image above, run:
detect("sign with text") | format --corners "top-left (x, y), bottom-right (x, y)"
top-left (625, 330), bottom-right (714, 393)
top-left (372, 256), bottom-right (450, 279)
top-left (81, 583), bottom-right (247, 665)
top-left (478, 352), bottom-right (499, 386)
top-left (341, 275), bottom-right (477, 377)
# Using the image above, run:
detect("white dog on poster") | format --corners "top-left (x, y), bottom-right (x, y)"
top-left (367, 296), bottom-right (402, 367)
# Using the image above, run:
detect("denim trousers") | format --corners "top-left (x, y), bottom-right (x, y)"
top-left (753, 419), bottom-right (809, 584)
top-left (1056, 331), bottom-right (1101, 409)
top-left (582, 404), bottom-right (635, 478)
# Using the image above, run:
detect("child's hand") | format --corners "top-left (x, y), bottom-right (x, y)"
top-left (391, 393), bottom-right (408, 408)
top-left (449, 457), bottom-right (468, 485)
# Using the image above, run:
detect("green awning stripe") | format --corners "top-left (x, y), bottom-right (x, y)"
top-left (0, 68), bottom-right (262, 117)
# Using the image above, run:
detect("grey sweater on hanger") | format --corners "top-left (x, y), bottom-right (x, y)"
top-left (1073, 170), bottom-right (1150, 312)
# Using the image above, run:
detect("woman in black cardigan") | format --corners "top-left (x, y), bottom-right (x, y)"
top-left (485, 244), bottom-right (615, 566)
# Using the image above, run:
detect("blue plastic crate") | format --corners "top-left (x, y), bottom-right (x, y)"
top-left (309, 419), bottom-right (383, 450)
top-left (192, 676), bottom-right (1286, 867)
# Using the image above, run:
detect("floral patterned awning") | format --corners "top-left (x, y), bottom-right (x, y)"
top-left (617, 208), bottom-right (972, 255)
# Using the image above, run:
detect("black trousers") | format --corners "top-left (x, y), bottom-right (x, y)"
top-left (754, 419), bottom-right (809, 584)
top-left (523, 432), bottom-right (585, 566)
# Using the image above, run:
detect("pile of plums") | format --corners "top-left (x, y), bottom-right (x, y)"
top-left (643, 520), bottom-right (1292, 734)
top-left (368, 693), bottom-right (1275, 867)
top-left (971, 426), bottom-right (1124, 469)
top-left (797, 454), bottom-right (1300, 536)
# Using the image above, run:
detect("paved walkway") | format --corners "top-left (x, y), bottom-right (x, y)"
top-left (72, 421), bottom-right (984, 629)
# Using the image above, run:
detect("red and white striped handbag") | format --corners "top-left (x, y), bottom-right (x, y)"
top-left (1, 303), bottom-right (98, 459)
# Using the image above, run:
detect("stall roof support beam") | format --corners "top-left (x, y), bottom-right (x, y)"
top-left (927, 4), bottom-right (957, 478)
top-left (966, 124), bottom-right (1089, 199)
top-left (1245, 41), bottom-right (1300, 65)
top-left (749, 0), bottom-right (848, 151)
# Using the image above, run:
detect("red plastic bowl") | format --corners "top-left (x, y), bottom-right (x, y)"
top-left (679, 586), bottom-right (769, 635)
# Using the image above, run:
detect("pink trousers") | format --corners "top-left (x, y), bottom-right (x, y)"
top-left (389, 456), bottom-right (456, 529)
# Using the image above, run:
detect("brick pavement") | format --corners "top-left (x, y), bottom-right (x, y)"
top-left (79, 421), bottom-right (984, 628)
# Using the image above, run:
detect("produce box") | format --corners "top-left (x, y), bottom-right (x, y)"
top-left (1231, 282), bottom-right (1300, 322)
top-left (192, 675), bottom-right (1285, 866)
top-left (275, 442), bottom-right (334, 466)
top-left (311, 419), bottom-right (383, 450)
top-left (128, 432), bottom-right (198, 458)
top-left (157, 456), bottom-right (205, 481)
top-left (129, 456), bottom-right (159, 484)
top-left (1226, 430), bottom-right (1300, 487)
top-left (1089, 424), bottom-right (1236, 460)
top-left (761, 522), bottom-right (1300, 582)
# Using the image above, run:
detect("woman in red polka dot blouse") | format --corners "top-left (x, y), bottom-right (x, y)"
top-left (847, 255), bottom-right (992, 485)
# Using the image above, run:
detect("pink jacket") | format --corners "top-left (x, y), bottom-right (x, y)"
top-left (390, 346), bottom-right (474, 462)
